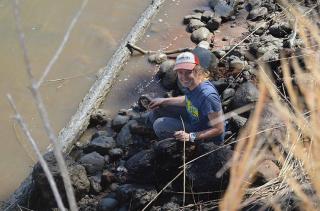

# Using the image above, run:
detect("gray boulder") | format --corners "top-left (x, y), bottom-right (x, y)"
top-left (183, 13), bottom-right (202, 24)
top-left (79, 152), bottom-right (105, 175)
top-left (148, 53), bottom-right (167, 64)
top-left (159, 60), bottom-right (177, 90)
top-left (248, 7), bottom-right (268, 21)
top-left (232, 81), bottom-right (259, 110)
top-left (256, 103), bottom-right (286, 146)
top-left (191, 27), bottom-right (211, 44)
top-left (112, 115), bottom-right (130, 132)
top-left (188, 19), bottom-right (206, 32)
top-left (214, 1), bottom-right (234, 19)
top-left (222, 88), bottom-right (235, 100)
top-left (229, 56), bottom-right (246, 71)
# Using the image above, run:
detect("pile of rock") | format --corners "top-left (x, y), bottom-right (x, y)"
top-left (26, 0), bottom-right (316, 209)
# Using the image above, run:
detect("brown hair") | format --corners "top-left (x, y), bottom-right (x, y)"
top-left (193, 64), bottom-right (210, 81)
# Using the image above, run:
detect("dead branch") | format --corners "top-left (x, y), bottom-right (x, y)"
top-left (12, 0), bottom-right (78, 210)
top-left (6, 94), bottom-right (66, 211)
top-left (127, 42), bottom-right (192, 55)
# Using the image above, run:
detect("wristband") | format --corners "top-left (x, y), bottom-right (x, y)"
top-left (189, 132), bottom-right (197, 142)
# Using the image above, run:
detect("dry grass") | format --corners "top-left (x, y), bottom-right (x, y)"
top-left (219, 1), bottom-right (320, 210)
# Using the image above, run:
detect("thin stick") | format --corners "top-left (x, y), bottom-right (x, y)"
top-left (178, 125), bottom-right (286, 170)
top-left (6, 94), bottom-right (66, 211)
top-left (12, 1), bottom-right (78, 210)
top-left (141, 170), bottom-right (183, 211)
top-left (127, 42), bottom-right (192, 55)
top-left (36, 0), bottom-right (89, 88)
top-left (180, 115), bottom-right (187, 207)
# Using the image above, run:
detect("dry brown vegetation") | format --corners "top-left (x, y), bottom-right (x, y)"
top-left (220, 1), bottom-right (320, 210)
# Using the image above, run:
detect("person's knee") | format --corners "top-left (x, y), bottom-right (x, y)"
top-left (153, 117), bottom-right (173, 139)
top-left (153, 118), bottom-right (164, 137)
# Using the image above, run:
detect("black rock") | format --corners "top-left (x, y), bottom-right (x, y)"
top-left (201, 10), bottom-right (214, 23)
top-left (79, 152), bottom-right (105, 175)
top-left (116, 120), bottom-right (137, 148)
top-left (116, 184), bottom-right (139, 203)
top-left (89, 175), bottom-right (102, 194)
top-left (112, 115), bottom-right (130, 132)
top-left (84, 136), bottom-right (116, 155)
top-left (186, 142), bottom-right (233, 197)
top-left (108, 148), bottom-right (123, 161)
top-left (98, 197), bottom-right (119, 211)
top-left (30, 152), bottom-right (90, 210)
top-left (91, 130), bottom-right (114, 140)
top-left (206, 15), bottom-right (222, 31)
top-left (269, 22), bottom-right (292, 38)
top-left (125, 149), bottom-right (156, 184)
top-left (229, 114), bottom-right (248, 132)
top-left (90, 109), bottom-right (109, 127)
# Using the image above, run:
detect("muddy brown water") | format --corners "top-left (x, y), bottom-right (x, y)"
top-left (0, 0), bottom-right (152, 201)
top-left (0, 0), bottom-right (247, 202)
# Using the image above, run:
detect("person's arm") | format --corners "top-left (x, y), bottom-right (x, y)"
top-left (174, 111), bottom-right (224, 141)
top-left (149, 96), bottom-right (185, 109)
top-left (195, 111), bottom-right (224, 140)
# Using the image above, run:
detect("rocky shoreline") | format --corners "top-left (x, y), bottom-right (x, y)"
top-left (9, 0), bottom-right (320, 210)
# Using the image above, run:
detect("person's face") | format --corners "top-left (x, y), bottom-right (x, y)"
top-left (176, 68), bottom-right (197, 88)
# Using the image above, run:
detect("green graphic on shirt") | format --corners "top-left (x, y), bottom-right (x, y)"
top-left (186, 98), bottom-right (199, 118)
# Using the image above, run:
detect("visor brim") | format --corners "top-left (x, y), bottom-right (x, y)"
top-left (173, 63), bottom-right (196, 71)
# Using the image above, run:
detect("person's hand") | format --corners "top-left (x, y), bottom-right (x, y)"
top-left (148, 98), bottom-right (166, 110)
top-left (174, 131), bottom-right (190, 142)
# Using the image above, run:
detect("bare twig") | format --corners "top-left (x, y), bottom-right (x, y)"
top-left (127, 42), bottom-right (192, 55)
top-left (6, 94), bottom-right (66, 211)
top-left (36, 0), bottom-right (89, 88)
top-left (12, 1), bottom-right (78, 210)
top-left (142, 170), bottom-right (183, 211)
top-left (180, 115), bottom-right (187, 207)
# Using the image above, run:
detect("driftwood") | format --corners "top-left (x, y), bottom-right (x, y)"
top-left (5, 0), bottom-right (166, 209)
top-left (127, 42), bottom-right (192, 55)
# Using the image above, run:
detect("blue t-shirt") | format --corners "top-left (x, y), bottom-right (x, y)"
top-left (183, 80), bottom-right (224, 143)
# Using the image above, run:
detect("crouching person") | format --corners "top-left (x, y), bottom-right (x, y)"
top-left (147, 52), bottom-right (225, 145)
